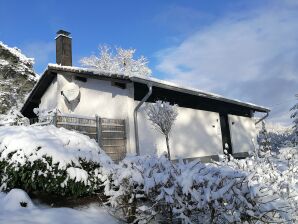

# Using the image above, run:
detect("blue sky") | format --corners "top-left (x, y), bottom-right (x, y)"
top-left (0, 0), bottom-right (297, 125)
top-left (0, 0), bottom-right (261, 73)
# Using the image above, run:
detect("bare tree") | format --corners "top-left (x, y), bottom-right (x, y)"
top-left (146, 101), bottom-right (178, 159)
top-left (80, 45), bottom-right (151, 78)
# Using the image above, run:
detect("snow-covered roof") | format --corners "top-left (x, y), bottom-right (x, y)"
top-left (21, 64), bottom-right (269, 117)
top-left (48, 63), bottom-right (130, 79)
top-left (47, 64), bottom-right (269, 112)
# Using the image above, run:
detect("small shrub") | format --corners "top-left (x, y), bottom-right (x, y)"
top-left (0, 125), bottom-right (113, 197)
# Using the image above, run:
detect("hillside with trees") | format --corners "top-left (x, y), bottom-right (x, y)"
top-left (0, 42), bottom-right (37, 114)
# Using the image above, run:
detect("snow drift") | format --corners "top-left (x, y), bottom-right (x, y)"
top-left (0, 189), bottom-right (118, 224)
top-left (0, 188), bottom-right (34, 211)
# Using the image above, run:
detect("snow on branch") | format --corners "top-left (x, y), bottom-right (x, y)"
top-left (146, 101), bottom-right (178, 159)
top-left (104, 153), bottom-right (296, 223)
top-left (80, 45), bottom-right (152, 78)
top-left (146, 101), bottom-right (178, 137)
top-left (257, 121), bottom-right (272, 157)
top-left (0, 42), bottom-right (34, 66)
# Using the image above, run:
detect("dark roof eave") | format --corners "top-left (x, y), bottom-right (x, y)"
top-left (130, 76), bottom-right (270, 113)
top-left (20, 69), bottom-right (56, 116)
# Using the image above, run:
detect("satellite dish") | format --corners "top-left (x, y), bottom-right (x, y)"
top-left (61, 82), bottom-right (80, 102)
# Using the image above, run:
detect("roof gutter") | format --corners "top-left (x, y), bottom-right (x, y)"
top-left (133, 83), bottom-right (152, 155)
top-left (255, 111), bottom-right (269, 125)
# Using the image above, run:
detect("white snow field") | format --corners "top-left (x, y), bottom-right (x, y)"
top-left (0, 189), bottom-right (118, 224)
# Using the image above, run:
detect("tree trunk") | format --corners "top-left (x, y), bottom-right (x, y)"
top-left (166, 135), bottom-right (171, 160)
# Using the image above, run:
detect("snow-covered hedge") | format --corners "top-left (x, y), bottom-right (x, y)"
top-left (218, 148), bottom-right (298, 222)
top-left (104, 153), bottom-right (295, 223)
top-left (0, 125), bottom-right (113, 197)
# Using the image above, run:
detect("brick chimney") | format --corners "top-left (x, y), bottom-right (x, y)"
top-left (55, 30), bottom-right (72, 66)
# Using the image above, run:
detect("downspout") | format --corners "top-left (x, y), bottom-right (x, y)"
top-left (134, 84), bottom-right (152, 155)
top-left (255, 111), bottom-right (269, 125)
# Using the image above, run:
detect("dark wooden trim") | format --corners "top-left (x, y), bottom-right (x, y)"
top-left (111, 81), bottom-right (126, 89)
top-left (232, 152), bottom-right (249, 159)
top-left (21, 71), bottom-right (56, 118)
top-left (173, 155), bottom-right (220, 163)
top-left (219, 113), bottom-right (233, 153)
top-left (131, 76), bottom-right (269, 113)
top-left (134, 83), bottom-right (254, 117)
top-left (56, 70), bottom-right (131, 84)
top-left (75, 76), bottom-right (87, 82)
top-left (29, 99), bottom-right (41, 104)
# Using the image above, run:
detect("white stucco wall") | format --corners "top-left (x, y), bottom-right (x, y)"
top-left (39, 73), bottom-right (257, 159)
top-left (55, 74), bottom-right (134, 119)
top-left (136, 104), bottom-right (223, 159)
top-left (39, 76), bottom-right (58, 111)
top-left (228, 114), bottom-right (257, 153)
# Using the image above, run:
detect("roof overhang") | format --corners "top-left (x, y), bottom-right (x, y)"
top-left (21, 64), bottom-right (270, 118)
top-left (130, 76), bottom-right (270, 113)
top-left (21, 69), bottom-right (56, 118)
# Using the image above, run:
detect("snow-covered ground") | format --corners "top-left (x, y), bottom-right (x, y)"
top-left (0, 124), bottom-right (296, 223)
top-left (0, 189), bottom-right (118, 224)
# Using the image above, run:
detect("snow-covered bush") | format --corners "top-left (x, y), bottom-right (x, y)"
top-left (32, 107), bottom-right (58, 124)
top-left (0, 108), bottom-right (29, 126)
top-left (217, 147), bottom-right (298, 223)
top-left (104, 154), bottom-right (175, 223)
top-left (0, 125), bottom-right (113, 197)
top-left (104, 154), bottom-right (294, 223)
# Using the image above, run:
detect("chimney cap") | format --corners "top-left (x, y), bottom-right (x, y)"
top-left (56, 30), bottom-right (71, 36)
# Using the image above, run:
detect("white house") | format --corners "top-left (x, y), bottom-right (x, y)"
top-left (21, 30), bottom-right (270, 161)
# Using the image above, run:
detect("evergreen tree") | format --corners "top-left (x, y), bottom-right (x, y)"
top-left (0, 42), bottom-right (37, 114)
top-left (290, 94), bottom-right (298, 146)
top-left (258, 121), bottom-right (272, 157)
